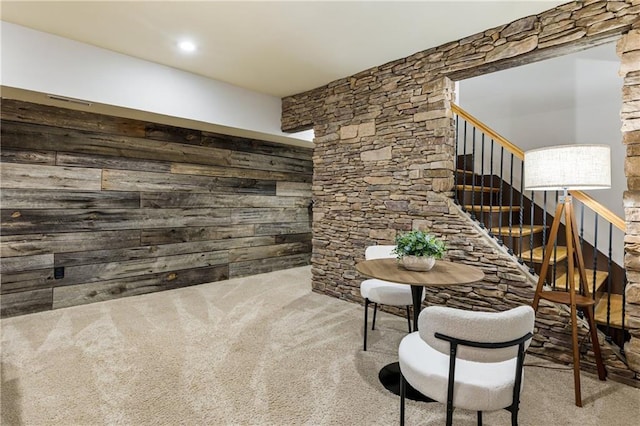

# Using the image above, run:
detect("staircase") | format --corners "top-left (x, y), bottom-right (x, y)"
top-left (452, 103), bottom-right (629, 350)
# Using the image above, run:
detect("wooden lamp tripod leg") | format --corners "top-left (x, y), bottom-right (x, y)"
top-left (568, 202), bottom-right (607, 382)
top-left (532, 202), bottom-right (565, 310)
top-left (564, 199), bottom-right (582, 407)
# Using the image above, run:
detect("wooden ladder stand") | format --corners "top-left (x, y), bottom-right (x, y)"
top-left (531, 193), bottom-right (607, 407)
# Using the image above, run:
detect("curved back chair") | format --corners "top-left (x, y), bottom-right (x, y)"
top-left (398, 305), bottom-right (535, 426)
top-left (360, 245), bottom-right (425, 351)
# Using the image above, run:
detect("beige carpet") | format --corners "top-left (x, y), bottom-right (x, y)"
top-left (1, 266), bottom-right (639, 425)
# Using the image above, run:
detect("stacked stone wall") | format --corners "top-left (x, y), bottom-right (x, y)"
top-left (620, 26), bottom-right (640, 374)
top-left (284, 1), bottom-right (640, 385)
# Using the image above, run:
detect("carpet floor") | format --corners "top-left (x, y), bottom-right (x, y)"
top-left (1, 266), bottom-right (639, 425)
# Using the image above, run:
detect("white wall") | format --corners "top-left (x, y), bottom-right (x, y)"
top-left (458, 43), bottom-right (625, 264)
top-left (0, 22), bottom-right (314, 143)
top-left (460, 56), bottom-right (577, 148)
top-left (575, 53), bottom-right (626, 217)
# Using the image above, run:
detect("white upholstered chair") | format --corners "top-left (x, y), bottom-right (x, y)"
top-left (360, 245), bottom-right (425, 351)
top-left (399, 305), bottom-right (535, 426)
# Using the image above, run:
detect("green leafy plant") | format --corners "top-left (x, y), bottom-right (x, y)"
top-left (392, 230), bottom-right (446, 259)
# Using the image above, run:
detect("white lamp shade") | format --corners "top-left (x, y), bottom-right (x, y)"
top-left (524, 144), bottom-right (611, 191)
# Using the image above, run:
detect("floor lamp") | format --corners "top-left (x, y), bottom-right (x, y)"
top-left (525, 144), bottom-right (609, 407)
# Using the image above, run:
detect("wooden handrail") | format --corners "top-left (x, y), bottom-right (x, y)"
top-left (451, 102), bottom-right (626, 232)
top-left (570, 190), bottom-right (625, 231)
top-left (451, 103), bottom-right (524, 160)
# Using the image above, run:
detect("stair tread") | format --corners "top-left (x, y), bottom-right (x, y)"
top-left (464, 205), bottom-right (521, 212)
top-left (553, 269), bottom-right (609, 292)
top-left (456, 169), bottom-right (475, 175)
top-left (455, 185), bottom-right (500, 193)
top-left (491, 225), bottom-right (546, 237)
top-left (520, 246), bottom-right (568, 264)
top-left (595, 294), bottom-right (628, 328)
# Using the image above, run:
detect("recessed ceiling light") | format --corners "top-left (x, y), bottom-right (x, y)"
top-left (178, 40), bottom-right (196, 53)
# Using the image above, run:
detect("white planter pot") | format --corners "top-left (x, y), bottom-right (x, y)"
top-left (401, 255), bottom-right (436, 271)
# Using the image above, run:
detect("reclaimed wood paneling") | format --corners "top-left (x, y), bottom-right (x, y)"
top-left (0, 269), bottom-right (53, 294)
top-left (57, 152), bottom-right (172, 173)
top-left (1, 288), bottom-right (52, 317)
top-left (1, 121), bottom-right (215, 166)
top-left (276, 181), bottom-right (313, 197)
top-left (144, 123), bottom-right (201, 144)
top-left (0, 149), bottom-right (56, 165)
top-left (275, 233), bottom-right (312, 244)
top-left (52, 265), bottom-right (228, 309)
top-left (55, 237), bottom-right (275, 267)
top-left (102, 169), bottom-right (275, 194)
top-left (0, 99), bottom-right (312, 317)
top-left (1, 98), bottom-right (145, 137)
top-left (229, 253), bottom-right (311, 278)
top-left (255, 222), bottom-right (312, 235)
top-left (231, 208), bottom-right (309, 224)
top-left (170, 162), bottom-right (311, 183)
top-left (1, 208), bottom-right (231, 235)
top-left (228, 242), bottom-right (312, 262)
top-left (0, 189), bottom-right (140, 209)
top-left (0, 163), bottom-right (102, 190)
top-left (0, 254), bottom-right (54, 274)
top-left (226, 149), bottom-right (312, 174)
top-left (2, 120), bottom-right (311, 173)
top-left (1, 230), bottom-right (141, 257)
top-left (201, 131), bottom-right (313, 161)
top-left (57, 250), bottom-right (229, 287)
top-left (141, 192), bottom-right (308, 209)
top-left (145, 124), bottom-right (313, 162)
top-left (140, 225), bottom-right (256, 245)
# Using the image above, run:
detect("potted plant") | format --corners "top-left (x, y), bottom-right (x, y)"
top-left (392, 230), bottom-right (446, 271)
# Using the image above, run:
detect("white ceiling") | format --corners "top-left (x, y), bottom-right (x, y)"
top-left (1, 1), bottom-right (566, 98)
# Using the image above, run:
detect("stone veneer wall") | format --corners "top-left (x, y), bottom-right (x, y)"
top-left (620, 29), bottom-right (640, 374)
top-left (282, 1), bottom-right (640, 386)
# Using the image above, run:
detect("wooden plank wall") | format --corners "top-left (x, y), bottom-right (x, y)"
top-left (0, 99), bottom-right (313, 317)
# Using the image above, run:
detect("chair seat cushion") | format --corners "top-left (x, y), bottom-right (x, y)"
top-left (399, 332), bottom-right (520, 412)
top-left (360, 279), bottom-right (422, 306)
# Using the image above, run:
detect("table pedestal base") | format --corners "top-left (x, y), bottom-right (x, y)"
top-left (378, 362), bottom-right (432, 402)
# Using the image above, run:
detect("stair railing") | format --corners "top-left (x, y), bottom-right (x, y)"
top-left (451, 103), bottom-right (628, 351)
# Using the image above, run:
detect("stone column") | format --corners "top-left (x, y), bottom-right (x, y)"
top-left (618, 27), bottom-right (640, 373)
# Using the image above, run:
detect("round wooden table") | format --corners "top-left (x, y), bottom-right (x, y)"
top-left (356, 257), bottom-right (485, 400)
top-left (356, 258), bottom-right (485, 330)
